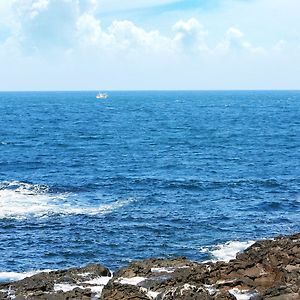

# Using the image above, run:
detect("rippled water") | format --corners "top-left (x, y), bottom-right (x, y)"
top-left (0, 91), bottom-right (299, 273)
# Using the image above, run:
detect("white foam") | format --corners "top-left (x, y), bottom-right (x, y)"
top-left (78, 272), bottom-right (92, 277)
top-left (146, 290), bottom-right (160, 299)
top-left (151, 266), bottom-right (189, 273)
top-left (117, 276), bottom-right (147, 285)
top-left (204, 284), bottom-right (217, 295)
top-left (0, 181), bottom-right (133, 219)
top-left (0, 288), bottom-right (16, 300)
top-left (90, 285), bottom-right (105, 293)
top-left (84, 276), bottom-right (112, 298)
top-left (90, 285), bottom-right (106, 298)
top-left (54, 283), bottom-right (84, 292)
top-left (53, 276), bottom-right (112, 297)
top-left (0, 288), bottom-right (14, 293)
top-left (62, 200), bottom-right (132, 216)
top-left (229, 288), bottom-right (258, 300)
top-left (84, 276), bottom-right (112, 285)
top-left (0, 268), bottom-right (111, 298)
top-left (151, 267), bottom-right (176, 273)
top-left (0, 270), bottom-right (52, 282)
top-left (200, 240), bottom-right (255, 262)
top-left (179, 284), bottom-right (197, 296)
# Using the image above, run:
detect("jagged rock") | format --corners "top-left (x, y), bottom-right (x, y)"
top-left (0, 233), bottom-right (299, 299)
top-left (0, 263), bottom-right (111, 299)
top-left (160, 284), bottom-right (212, 300)
top-left (101, 233), bottom-right (300, 299)
top-left (101, 283), bottom-right (149, 300)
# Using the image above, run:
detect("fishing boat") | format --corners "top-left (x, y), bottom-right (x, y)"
top-left (96, 92), bottom-right (108, 99)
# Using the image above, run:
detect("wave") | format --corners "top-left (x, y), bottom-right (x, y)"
top-left (200, 240), bottom-right (255, 262)
top-left (0, 181), bottom-right (134, 219)
top-left (0, 270), bottom-right (53, 282)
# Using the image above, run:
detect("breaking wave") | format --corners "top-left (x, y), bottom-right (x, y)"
top-left (0, 181), bottom-right (134, 219)
top-left (200, 240), bottom-right (255, 262)
top-left (0, 270), bottom-right (53, 283)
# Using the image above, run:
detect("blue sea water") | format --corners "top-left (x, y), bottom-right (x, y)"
top-left (0, 91), bottom-right (299, 274)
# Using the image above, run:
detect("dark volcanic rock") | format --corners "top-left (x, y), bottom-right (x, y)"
top-left (1, 233), bottom-right (299, 299)
top-left (101, 233), bottom-right (300, 300)
top-left (101, 283), bottom-right (150, 300)
top-left (0, 264), bottom-right (111, 299)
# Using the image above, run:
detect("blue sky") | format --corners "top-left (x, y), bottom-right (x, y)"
top-left (0, 0), bottom-right (299, 90)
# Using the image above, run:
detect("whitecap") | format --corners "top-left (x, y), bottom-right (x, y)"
top-left (0, 270), bottom-right (52, 282)
top-left (200, 240), bottom-right (255, 262)
top-left (0, 181), bottom-right (134, 219)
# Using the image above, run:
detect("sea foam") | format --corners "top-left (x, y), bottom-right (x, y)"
top-left (200, 240), bottom-right (255, 262)
top-left (0, 270), bottom-right (52, 282)
top-left (0, 181), bottom-right (133, 219)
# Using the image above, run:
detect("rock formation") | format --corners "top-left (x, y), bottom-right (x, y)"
top-left (0, 233), bottom-right (299, 299)
top-left (0, 264), bottom-right (111, 299)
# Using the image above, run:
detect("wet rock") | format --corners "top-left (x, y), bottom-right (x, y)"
top-left (162, 284), bottom-right (212, 300)
top-left (0, 263), bottom-right (111, 299)
top-left (102, 283), bottom-right (150, 300)
top-left (101, 233), bottom-right (300, 299)
top-left (0, 233), bottom-right (299, 299)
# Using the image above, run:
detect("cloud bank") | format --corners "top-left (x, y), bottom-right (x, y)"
top-left (0, 0), bottom-right (299, 90)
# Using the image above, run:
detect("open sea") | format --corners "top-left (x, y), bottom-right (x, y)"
top-left (0, 91), bottom-right (299, 279)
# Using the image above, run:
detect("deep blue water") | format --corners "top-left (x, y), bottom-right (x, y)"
top-left (0, 91), bottom-right (299, 273)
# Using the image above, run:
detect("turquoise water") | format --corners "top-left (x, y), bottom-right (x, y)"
top-left (0, 91), bottom-right (299, 273)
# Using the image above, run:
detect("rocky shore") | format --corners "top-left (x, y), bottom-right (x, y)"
top-left (0, 233), bottom-right (299, 299)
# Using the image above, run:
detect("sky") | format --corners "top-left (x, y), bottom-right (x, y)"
top-left (0, 0), bottom-right (300, 90)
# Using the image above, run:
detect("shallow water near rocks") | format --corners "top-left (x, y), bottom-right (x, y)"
top-left (0, 91), bottom-right (299, 274)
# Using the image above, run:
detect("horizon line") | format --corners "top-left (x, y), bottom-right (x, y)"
top-left (1, 89), bottom-right (300, 93)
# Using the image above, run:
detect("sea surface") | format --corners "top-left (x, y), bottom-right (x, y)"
top-left (0, 91), bottom-right (299, 277)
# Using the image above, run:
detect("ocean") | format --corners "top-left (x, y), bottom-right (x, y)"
top-left (0, 91), bottom-right (299, 278)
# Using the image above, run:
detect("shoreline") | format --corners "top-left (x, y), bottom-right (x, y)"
top-left (0, 232), bottom-right (299, 299)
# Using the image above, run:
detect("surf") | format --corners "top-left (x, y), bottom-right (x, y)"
top-left (0, 181), bottom-right (134, 219)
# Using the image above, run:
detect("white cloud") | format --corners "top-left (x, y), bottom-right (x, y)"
top-left (226, 27), bottom-right (244, 40)
top-left (173, 18), bottom-right (208, 51)
top-left (0, 1), bottom-right (277, 57)
top-left (108, 20), bottom-right (173, 52)
top-left (75, 16), bottom-right (210, 54)
top-left (76, 16), bottom-right (175, 53)
top-left (216, 27), bottom-right (266, 54)
top-left (1, 0), bottom-right (299, 90)
top-left (30, 0), bottom-right (49, 19)
top-left (0, 2), bottom-right (21, 38)
top-left (76, 13), bottom-right (105, 45)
